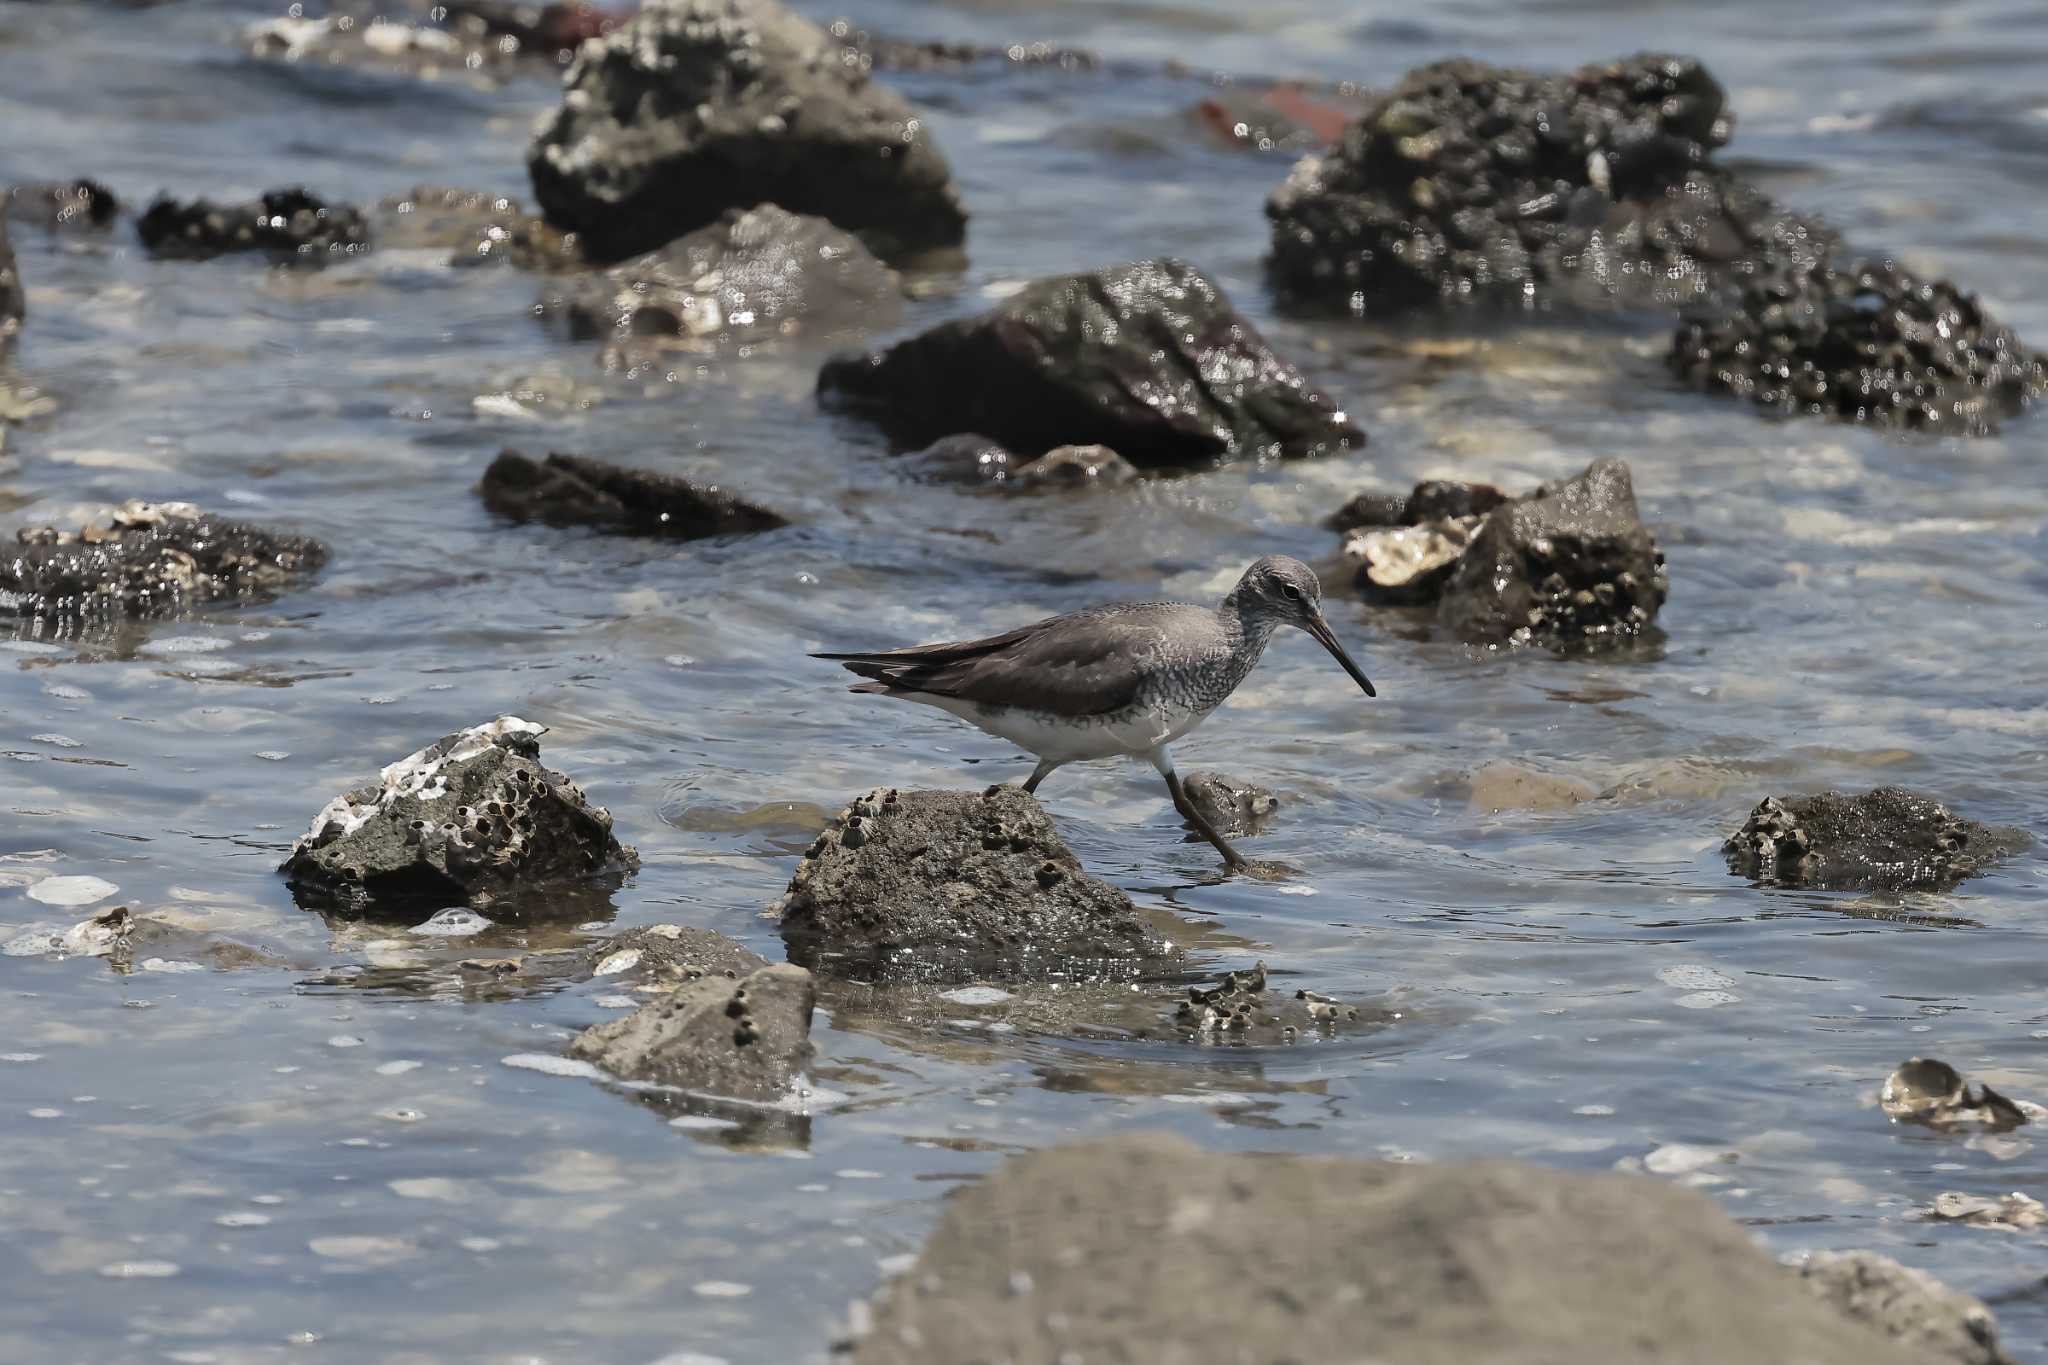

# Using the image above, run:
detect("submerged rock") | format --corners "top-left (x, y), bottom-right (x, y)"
top-left (1436, 457), bottom-right (1668, 648)
top-left (281, 717), bottom-right (638, 914)
top-left (1180, 772), bottom-right (1277, 839)
top-left (902, 432), bottom-right (1019, 484)
top-left (1725, 788), bottom-right (2028, 893)
top-left (1671, 256), bottom-right (2044, 434)
top-left (1326, 478), bottom-right (1507, 534)
top-left (1, 500), bottom-right (327, 630)
top-left (778, 786), bottom-right (1169, 983)
top-left (567, 961), bottom-right (815, 1100)
top-left (819, 258), bottom-right (1363, 466)
top-left (545, 203), bottom-right (898, 348)
top-left (0, 202), bottom-right (20, 341)
top-left (1796, 1251), bottom-right (2015, 1365)
top-left (1465, 761), bottom-right (1594, 815)
top-left (478, 450), bottom-right (788, 539)
top-left (847, 1132), bottom-right (1943, 1365)
top-left (1009, 444), bottom-right (1140, 488)
top-left (1266, 53), bottom-right (1833, 315)
top-left (375, 186), bottom-right (582, 272)
top-left (137, 188), bottom-right (371, 262)
top-left (527, 0), bottom-right (967, 264)
top-left (5, 179), bottom-right (119, 233)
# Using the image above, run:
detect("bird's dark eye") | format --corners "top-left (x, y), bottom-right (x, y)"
top-left (1282, 584), bottom-right (1303, 601)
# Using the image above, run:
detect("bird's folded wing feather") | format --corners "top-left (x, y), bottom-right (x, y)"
top-left (814, 605), bottom-right (1179, 716)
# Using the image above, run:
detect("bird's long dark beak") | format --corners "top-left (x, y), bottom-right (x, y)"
top-left (1306, 613), bottom-right (1375, 698)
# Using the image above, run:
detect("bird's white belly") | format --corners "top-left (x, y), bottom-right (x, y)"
top-left (970, 699), bottom-right (1215, 762)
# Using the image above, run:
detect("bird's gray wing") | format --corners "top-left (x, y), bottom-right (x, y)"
top-left (815, 604), bottom-right (1186, 716)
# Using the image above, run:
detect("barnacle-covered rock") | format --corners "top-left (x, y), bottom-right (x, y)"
top-left (1435, 457), bottom-right (1667, 648)
top-left (2, 501), bottom-right (326, 631)
top-left (137, 188), bottom-right (370, 262)
top-left (527, 0), bottom-right (967, 263)
top-left (4, 178), bottom-right (119, 233)
top-left (281, 717), bottom-right (637, 914)
top-left (1266, 53), bottom-right (1834, 315)
top-left (543, 202), bottom-right (898, 348)
top-left (1670, 256), bottom-right (2044, 434)
top-left (1725, 789), bottom-right (2028, 893)
top-left (478, 450), bottom-right (788, 539)
top-left (567, 961), bottom-right (814, 1100)
top-left (819, 258), bottom-right (1363, 467)
top-left (778, 786), bottom-right (1169, 983)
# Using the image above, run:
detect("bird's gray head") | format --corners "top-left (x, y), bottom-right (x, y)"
top-left (1227, 555), bottom-right (1376, 698)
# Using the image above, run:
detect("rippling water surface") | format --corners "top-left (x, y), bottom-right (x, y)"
top-left (2, 0), bottom-right (2047, 1360)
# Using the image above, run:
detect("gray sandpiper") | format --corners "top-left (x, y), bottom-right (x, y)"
top-left (811, 555), bottom-right (1376, 870)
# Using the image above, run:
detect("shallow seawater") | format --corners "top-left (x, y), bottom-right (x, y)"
top-left (2, 0), bottom-right (2047, 1360)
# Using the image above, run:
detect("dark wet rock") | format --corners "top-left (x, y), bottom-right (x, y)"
top-left (1880, 1056), bottom-right (2040, 1131)
top-left (1325, 478), bottom-right (1507, 533)
top-left (0, 201), bottom-right (21, 341)
top-left (1343, 516), bottom-right (1479, 604)
top-left (1009, 444), bottom-right (1140, 488)
top-left (479, 450), bottom-right (788, 540)
top-left (819, 258), bottom-right (1363, 467)
top-left (1797, 1251), bottom-right (2015, 1365)
top-left (1266, 53), bottom-right (1835, 315)
top-left (1671, 256), bottom-right (2045, 435)
top-left (824, 17), bottom-right (1101, 75)
top-left (544, 202), bottom-right (898, 348)
top-left (1, 500), bottom-right (327, 630)
top-left (1725, 788), bottom-right (2029, 894)
top-left (567, 961), bottom-right (814, 1101)
top-left (280, 717), bottom-right (638, 914)
top-left (847, 1132), bottom-right (1939, 1365)
top-left (375, 186), bottom-right (583, 272)
top-left (526, 0), bottom-right (967, 264)
top-left (1180, 771), bottom-right (1276, 839)
top-left (5, 179), bottom-right (118, 233)
top-left (778, 786), bottom-right (1171, 983)
top-left (137, 188), bottom-right (371, 262)
top-left (1437, 457), bottom-right (1667, 648)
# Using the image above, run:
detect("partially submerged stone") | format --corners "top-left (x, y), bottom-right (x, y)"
top-left (1879, 1057), bottom-right (2038, 1132)
top-left (1726, 789), bottom-right (2028, 894)
top-left (281, 717), bottom-right (637, 914)
top-left (544, 202), bottom-right (898, 348)
top-left (567, 961), bottom-right (814, 1101)
top-left (137, 188), bottom-right (370, 262)
top-left (5, 178), bottom-right (119, 233)
top-left (1796, 1251), bottom-right (2015, 1365)
top-left (819, 258), bottom-right (1363, 467)
top-left (1436, 457), bottom-right (1668, 648)
top-left (848, 1132), bottom-right (1942, 1365)
top-left (478, 450), bottom-right (788, 539)
top-left (1266, 53), bottom-right (1833, 315)
top-left (1, 500), bottom-right (327, 630)
top-left (1180, 772), bottom-right (1276, 840)
top-left (1007, 443), bottom-right (1140, 488)
top-left (1326, 478), bottom-right (1507, 533)
top-left (1927, 1192), bottom-right (2047, 1235)
top-left (778, 786), bottom-right (1170, 983)
top-left (1465, 762), bottom-right (1595, 815)
top-left (527, 0), bottom-right (967, 264)
top-left (375, 186), bottom-right (583, 272)
top-left (0, 200), bottom-right (21, 341)
top-left (1671, 256), bottom-right (2044, 435)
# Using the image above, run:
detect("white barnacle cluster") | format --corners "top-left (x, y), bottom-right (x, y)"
top-left (290, 716), bottom-right (546, 853)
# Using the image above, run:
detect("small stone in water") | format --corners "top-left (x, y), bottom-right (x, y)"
top-left (140, 958), bottom-right (205, 974)
top-left (216, 1211), bottom-right (272, 1228)
top-left (410, 908), bottom-right (490, 937)
top-left (1, 1053), bottom-right (44, 1063)
top-left (326, 1035), bottom-right (365, 1049)
top-left (1574, 1104), bottom-right (1616, 1116)
top-left (30, 734), bottom-right (82, 748)
top-left (1643, 1143), bottom-right (1737, 1176)
top-left (388, 1177), bottom-right (469, 1202)
top-left (98, 1261), bottom-right (179, 1279)
top-left (27, 875), bottom-right (118, 907)
top-left (1674, 991), bottom-right (1741, 1009)
top-left (29, 1107), bottom-right (63, 1118)
top-left (308, 1235), bottom-right (415, 1263)
top-left (692, 1281), bottom-right (752, 1298)
top-left (459, 1237), bottom-right (501, 1253)
top-left (592, 948), bottom-right (642, 976)
top-left (1656, 965), bottom-right (1734, 991)
top-left (256, 751), bottom-right (291, 762)
top-left (374, 1060), bottom-right (423, 1077)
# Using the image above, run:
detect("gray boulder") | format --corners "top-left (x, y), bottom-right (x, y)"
top-left (819, 258), bottom-right (1363, 467)
top-left (778, 786), bottom-right (1170, 983)
top-left (1436, 457), bottom-right (1668, 648)
top-left (281, 717), bottom-right (637, 913)
top-left (2, 500), bottom-right (327, 631)
top-left (1266, 53), bottom-right (1833, 315)
top-left (544, 202), bottom-right (899, 347)
top-left (847, 1132), bottom-right (1945, 1365)
top-left (478, 450), bottom-right (788, 539)
top-left (567, 961), bottom-right (815, 1102)
top-left (1672, 256), bottom-right (2043, 435)
top-left (1796, 1251), bottom-right (2014, 1365)
top-left (0, 197), bottom-right (21, 340)
top-left (527, 0), bottom-right (966, 264)
top-left (1725, 788), bottom-right (2028, 894)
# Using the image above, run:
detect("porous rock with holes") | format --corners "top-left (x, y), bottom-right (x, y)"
top-left (1724, 788), bottom-right (2029, 894)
